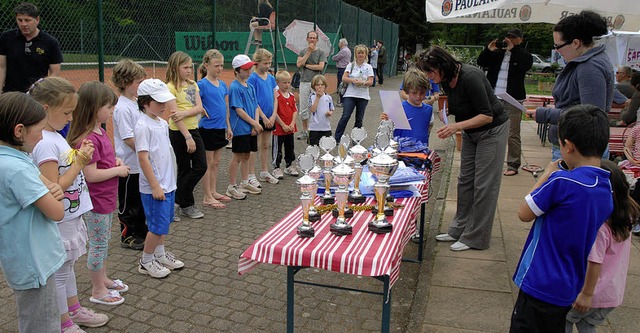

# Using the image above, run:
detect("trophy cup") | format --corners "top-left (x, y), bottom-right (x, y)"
top-left (377, 124), bottom-right (398, 160)
top-left (319, 136), bottom-right (336, 205)
top-left (368, 132), bottom-right (399, 234)
top-left (330, 136), bottom-right (356, 236)
top-left (332, 136), bottom-right (354, 219)
top-left (348, 128), bottom-right (368, 204)
top-left (296, 154), bottom-right (317, 238)
top-left (305, 145), bottom-right (322, 222)
top-left (380, 119), bottom-right (399, 152)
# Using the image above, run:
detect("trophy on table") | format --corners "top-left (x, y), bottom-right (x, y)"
top-left (377, 124), bottom-right (398, 160)
top-left (295, 154), bottom-right (317, 238)
top-left (319, 136), bottom-right (337, 205)
top-left (348, 127), bottom-right (368, 204)
top-left (329, 136), bottom-right (356, 236)
top-left (305, 145), bottom-right (322, 222)
top-left (380, 119), bottom-right (399, 152)
top-left (368, 131), bottom-right (399, 234)
top-left (332, 136), bottom-right (354, 219)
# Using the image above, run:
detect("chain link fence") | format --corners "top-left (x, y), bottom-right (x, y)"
top-left (1, 0), bottom-right (398, 88)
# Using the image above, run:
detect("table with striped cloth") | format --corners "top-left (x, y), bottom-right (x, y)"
top-left (238, 151), bottom-right (441, 284)
top-left (609, 126), bottom-right (626, 156)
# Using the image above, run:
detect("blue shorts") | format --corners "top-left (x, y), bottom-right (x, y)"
top-left (140, 191), bottom-right (175, 235)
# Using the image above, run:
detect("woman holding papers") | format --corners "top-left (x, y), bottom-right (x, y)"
top-left (334, 44), bottom-right (374, 141)
top-left (416, 46), bottom-right (508, 251)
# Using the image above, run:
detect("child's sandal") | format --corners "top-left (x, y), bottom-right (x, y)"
top-left (107, 279), bottom-right (129, 293)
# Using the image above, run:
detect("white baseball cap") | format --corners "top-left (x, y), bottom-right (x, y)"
top-left (137, 79), bottom-right (175, 103)
top-left (232, 54), bottom-right (257, 70)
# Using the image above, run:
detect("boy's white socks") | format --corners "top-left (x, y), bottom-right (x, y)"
top-left (154, 244), bottom-right (165, 258)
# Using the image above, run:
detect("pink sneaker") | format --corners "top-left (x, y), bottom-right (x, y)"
top-left (69, 307), bottom-right (108, 328)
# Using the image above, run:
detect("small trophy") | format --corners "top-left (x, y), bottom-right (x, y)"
top-left (295, 154), bottom-right (317, 238)
top-left (319, 136), bottom-right (336, 205)
top-left (368, 132), bottom-right (399, 234)
top-left (377, 124), bottom-right (398, 160)
top-left (380, 119), bottom-right (399, 152)
top-left (305, 145), bottom-right (322, 222)
top-left (329, 136), bottom-right (356, 236)
top-left (348, 127), bottom-right (368, 204)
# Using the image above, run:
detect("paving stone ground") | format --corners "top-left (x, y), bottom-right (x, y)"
top-left (0, 75), bottom-right (449, 332)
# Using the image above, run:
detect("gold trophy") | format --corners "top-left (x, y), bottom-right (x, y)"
top-left (295, 154), bottom-right (317, 238)
top-left (329, 136), bottom-right (356, 236)
top-left (319, 136), bottom-right (336, 205)
top-left (368, 132), bottom-right (399, 234)
top-left (305, 145), bottom-right (322, 222)
top-left (332, 135), bottom-right (355, 219)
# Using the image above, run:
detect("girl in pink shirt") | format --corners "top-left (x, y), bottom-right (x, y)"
top-left (68, 82), bottom-right (131, 306)
top-left (566, 159), bottom-right (639, 332)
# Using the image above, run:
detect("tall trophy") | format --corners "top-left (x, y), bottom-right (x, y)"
top-left (332, 136), bottom-right (354, 219)
top-left (296, 154), bottom-right (317, 238)
top-left (319, 136), bottom-right (336, 205)
top-left (348, 128), bottom-right (368, 204)
top-left (329, 136), bottom-right (356, 236)
top-left (305, 145), bottom-right (322, 222)
top-left (368, 132), bottom-right (399, 234)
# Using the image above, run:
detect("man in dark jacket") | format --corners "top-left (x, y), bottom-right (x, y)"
top-left (477, 28), bottom-right (533, 176)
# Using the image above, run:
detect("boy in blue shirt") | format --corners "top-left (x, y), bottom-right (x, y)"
top-left (226, 54), bottom-right (263, 199)
top-left (381, 69), bottom-right (433, 147)
top-left (510, 105), bottom-right (613, 332)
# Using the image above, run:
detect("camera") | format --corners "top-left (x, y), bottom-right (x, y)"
top-left (495, 41), bottom-right (507, 49)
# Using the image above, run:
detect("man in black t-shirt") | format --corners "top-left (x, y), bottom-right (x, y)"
top-left (0, 2), bottom-right (63, 93)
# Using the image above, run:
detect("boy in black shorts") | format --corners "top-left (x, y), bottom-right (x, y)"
top-left (226, 55), bottom-right (263, 199)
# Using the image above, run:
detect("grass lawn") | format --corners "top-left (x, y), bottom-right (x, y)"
top-left (525, 83), bottom-right (553, 95)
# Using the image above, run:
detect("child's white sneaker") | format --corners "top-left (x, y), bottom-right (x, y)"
top-left (241, 181), bottom-right (261, 194)
top-left (248, 176), bottom-right (262, 188)
top-left (259, 171), bottom-right (279, 184)
top-left (138, 259), bottom-right (170, 278)
top-left (284, 166), bottom-right (299, 176)
top-left (155, 252), bottom-right (184, 270)
top-left (226, 185), bottom-right (247, 200)
top-left (273, 168), bottom-right (284, 179)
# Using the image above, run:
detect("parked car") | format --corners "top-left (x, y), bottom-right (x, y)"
top-left (531, 53), bottom-right (553, 73)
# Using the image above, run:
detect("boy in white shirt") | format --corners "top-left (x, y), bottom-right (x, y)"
top-left (308, 74), bottom-right (334, 146)
top-left (111, 59), bottom-right (149, 249)
top-left (134, 79), bottom-right (185, 278)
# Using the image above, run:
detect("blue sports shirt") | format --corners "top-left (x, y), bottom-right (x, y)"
top-left (248, 72), bottom-right (277, 118)
top-left (229, 80), bottom-right (258, 136)
top-left (198, 78), bottom-right (228, 130)
top-left (394, 100), bottom-right (433, 147)
top-left (513, 166), bottom-right (613, 306)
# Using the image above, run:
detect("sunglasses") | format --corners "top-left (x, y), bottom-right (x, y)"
top-left (24, 41), bottom-right (32, 55)
top-left (553, 40), bottom-right (572, 50)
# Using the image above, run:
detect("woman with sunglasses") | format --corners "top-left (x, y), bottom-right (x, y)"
top-left (528, 10), bottom-right (613, 160)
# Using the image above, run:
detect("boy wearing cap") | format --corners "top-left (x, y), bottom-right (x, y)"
top-left (135, 78), bottom-right (184, 278)
top-left (477, 28), bottom-right (533, 177)
top-left (226, 54), bottom-right (263, 199)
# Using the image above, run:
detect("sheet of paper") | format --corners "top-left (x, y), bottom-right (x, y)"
top-left (496, 92), bottom-right (527, 113)
top-left (441, 99), bottom-right (448, 125)
top-left (379, 90), bottom-right (411, 130)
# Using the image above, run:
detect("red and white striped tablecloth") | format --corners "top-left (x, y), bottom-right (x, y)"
top-left (238, 152), bottom-right (441, 289)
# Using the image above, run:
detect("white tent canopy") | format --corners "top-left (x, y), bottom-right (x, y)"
top-left (598, 31), bottom-right (640, 69)
top-left (425, 0), bottom-right (640, 32)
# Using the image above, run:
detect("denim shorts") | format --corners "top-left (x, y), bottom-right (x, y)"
top-left (140, 191), bottom-right (175, 235)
